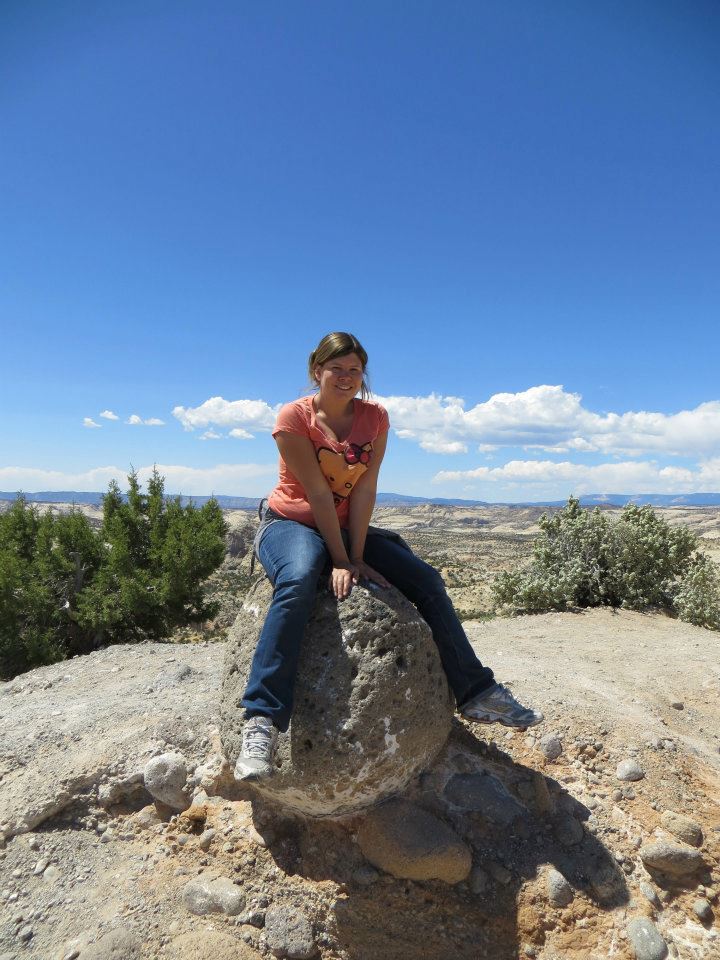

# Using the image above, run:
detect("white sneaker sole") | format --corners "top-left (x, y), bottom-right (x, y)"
top-left (463, 709), bottom-right (544, 729)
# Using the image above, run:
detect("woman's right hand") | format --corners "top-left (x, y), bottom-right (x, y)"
top-left (329, 563), bottom-right (359, 600)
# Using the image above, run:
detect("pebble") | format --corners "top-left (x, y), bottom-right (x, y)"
top-left (626, 917), bottom-right (668, 960)
top-left (143, 752), bottom-right (189, 811)
top-left (555, 816), bottom-right (584, 847)
top-left (351, 864), bottom-right (379, 887)
top-left (539, 735), bottom-right (563, 761)
top-left (640, 840), bottom-right (703, 878)
top-left (264, 905), bottom-right (318, 959)
top-left (17, 926), bottom-right (33, 942)
top-left (33, 858), bottom-right (49, 875)
top-left (617, 759), bottom-right (645, 782)
top-left (198, 828), bottom-right (216, 851)
top-left (660, 811), bottom-right (703, 848)
top-left (469, 865), bottom-right (489, 895)
top-left (546, 868), bottom-right (573, 907)
top-left (639, 882), bottom-right (661, 908)
top-left (693, 898), bottom-right (712, 923)
top-left (669, 701), bottom-right (684, 710)
top-left (182, 875), bottom-right (245, 916)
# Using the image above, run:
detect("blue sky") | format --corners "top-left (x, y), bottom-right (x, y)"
top-left (2, 1), bottom-right (719, 501)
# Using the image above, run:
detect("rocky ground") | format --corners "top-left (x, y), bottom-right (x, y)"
top-left (1, 604), bottom-right (719, 960)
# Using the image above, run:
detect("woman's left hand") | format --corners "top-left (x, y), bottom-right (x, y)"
top-left (350, 561), bottom-right (390, 590)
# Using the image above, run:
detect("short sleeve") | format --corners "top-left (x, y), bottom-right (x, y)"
top-left (377, 403), bottom-right (390, 435)
top-left (271, 401), bottom-right (310, 439)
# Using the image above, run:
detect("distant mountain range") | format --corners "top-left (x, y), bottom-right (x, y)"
top-left (3, 491), bottom-right (720, 509)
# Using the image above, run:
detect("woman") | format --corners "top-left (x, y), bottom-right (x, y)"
top-left (236, 332), bottom-right (543, 780)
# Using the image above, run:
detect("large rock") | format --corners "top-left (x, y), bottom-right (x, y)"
top-left (220, 578), bottom-right (454, 817)
top-left (357, 798), bottom-right (471, 884)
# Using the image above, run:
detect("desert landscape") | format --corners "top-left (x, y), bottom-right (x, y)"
top-left (1, 503), bottom-right (719, 959)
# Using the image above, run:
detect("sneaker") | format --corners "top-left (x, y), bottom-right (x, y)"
top-left (234, 715), bottom-right (278, 781)
top-left (461, 682), bottom-right (544, 729)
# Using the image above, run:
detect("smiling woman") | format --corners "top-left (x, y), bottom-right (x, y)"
top-left (234, 332), bottom-right (544, 781)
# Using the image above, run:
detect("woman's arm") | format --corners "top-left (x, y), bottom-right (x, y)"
top-left (348, 431), bottom-right (387, 561)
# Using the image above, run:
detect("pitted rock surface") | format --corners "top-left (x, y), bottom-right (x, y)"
top-left (219, 577), bottom-right (454, 816)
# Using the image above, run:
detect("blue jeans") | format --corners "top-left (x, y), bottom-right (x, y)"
top-left (241, 516), bottom-right (495, 732)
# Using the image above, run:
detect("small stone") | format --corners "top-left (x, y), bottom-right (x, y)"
top-left (63, 951), bottom-right (80, 960)
top-left (617, 759), bottom-right (645, 782)
top-left (470, 865), bottom-right (489, 895)
top-left (639, 882), bottom-right (661, 908)
top-left (693, 898), bottom-right (712, 923)
top-left (612, 789), bottom-right (623, 802)
top-left (443, 772), bottom-right (527, 825)
top-left (669, 701), bottom-right (683, 710)
top-left (539, 735), bottom-right (563, 761)
top-left (351, 864), bottom-right (378, 887)
top-left (28, 837), bottom-right (41, 851)
top-left (488, 861), bottom-right (512, 884)
top-left (182, 875), bottom-right (245, 916)
top-left (43, 865), bottom-right (62, 882)
top-left (239, 908), bottom-right (265, 928)
top-left (546, 868), bottom-right (573, 907)
top-left (198, 829), bottom-right (216, 851)
top-left (17, 926), bottom-right (33, 942)
top-left (555, 816), bottom-right (584, 847)
top-left (640, 841), bottom-right (704, 878)
top-left (264, 905), bottom-right (318, 959)
top-left (626, 917), bottom-right (668, 960)
top-left (143, 753), bottom-right (190, 811)
top-left (33, 858), bottom-right (49, 876)
top-left (660, 811), bottom-right (703, 848)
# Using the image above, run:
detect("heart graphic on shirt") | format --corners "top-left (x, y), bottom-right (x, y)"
top-left (317, 443), bottom-right (373, 503)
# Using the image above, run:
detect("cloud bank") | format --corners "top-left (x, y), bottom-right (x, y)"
top-left (0, 464), bottom-right (276, 497)
top-left (375, 387), bottom-right (720, 458)
top-left (434, 458), bottom-right (720, 495)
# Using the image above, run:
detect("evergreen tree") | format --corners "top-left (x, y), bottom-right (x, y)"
top-left (0, 470), bottom-right (228, 679)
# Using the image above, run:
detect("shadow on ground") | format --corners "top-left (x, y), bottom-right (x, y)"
top-left (251, 722), bottom-right (630, 960)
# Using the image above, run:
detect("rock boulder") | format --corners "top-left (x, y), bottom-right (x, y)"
top-left (219, 578), bottom-right (454, 817)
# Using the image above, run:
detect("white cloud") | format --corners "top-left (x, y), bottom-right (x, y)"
top-left (99, 410), bottom-right (119, 421)
top-left (0, 463), bottom-right (277, 496)
top-left (199, 430), bottom-right (222, 441)
top-left (375, 388), bottom-right (720, 458)
top-left (230, 428), bottom-right (254, 440)
top-left (83, 418), bottom-right (101, 429)
top-left (433, 458), bottom-right (720, 497)
top-left (173, 397), bottom-right (280, 437)
top-left (127, 414), bottom-right (165, 426)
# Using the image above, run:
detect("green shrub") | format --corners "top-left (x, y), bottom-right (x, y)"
top-left (0, 469), bottom-right (227, 679)
top-left (491, 496), bottom-right (719, 629)
top-left (673, 553), bottom-right (720, 630)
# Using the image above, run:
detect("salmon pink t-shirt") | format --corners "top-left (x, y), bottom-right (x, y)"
top-left (268, 395), bottom-right (390, 528)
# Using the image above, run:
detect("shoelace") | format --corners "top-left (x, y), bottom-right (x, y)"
top-left (243, 723), bottom-right (274, 758)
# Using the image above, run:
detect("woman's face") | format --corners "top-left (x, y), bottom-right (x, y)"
top-left (315, 352), bottom-right (364, 400)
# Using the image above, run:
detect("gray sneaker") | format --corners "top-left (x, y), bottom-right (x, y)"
top-left (461, 682), bottom-right (544, 729)
top-left (234, 715), bottom-right (278, 781)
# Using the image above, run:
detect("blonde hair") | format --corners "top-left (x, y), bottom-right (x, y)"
top-left (308, 332), bottom-right (370, 401)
